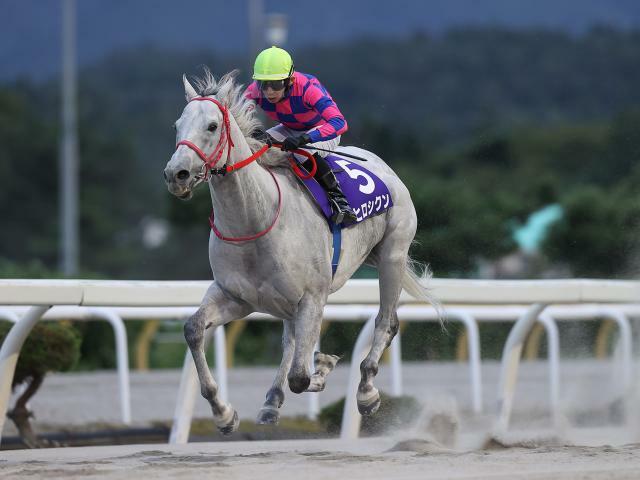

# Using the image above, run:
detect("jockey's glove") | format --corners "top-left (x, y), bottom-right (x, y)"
top-left (281, 134), bottom-right (311, 152)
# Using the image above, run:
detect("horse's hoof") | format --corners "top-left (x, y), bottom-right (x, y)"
top-left (357, 387), bottom-right (380, 416)
top-left (288, 375), bottom-right (310, 394)
top-left (358, 396), bottom-right (381, 416)
top-left (217, 410), bottom-right (239, 435)
top-left (256, 407), bottom-right (280, 425)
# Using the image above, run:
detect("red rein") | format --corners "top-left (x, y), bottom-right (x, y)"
top-left (175, 96), bottom-right (316, 242)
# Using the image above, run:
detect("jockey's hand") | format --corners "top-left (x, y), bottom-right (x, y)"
top-left (281, 134), bottom-right (311, 152)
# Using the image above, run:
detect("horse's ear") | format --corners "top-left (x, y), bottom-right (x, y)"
top-left (183, 74), bottom-right (198, 101)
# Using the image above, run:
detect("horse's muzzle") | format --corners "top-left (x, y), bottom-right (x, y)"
top-left (165, 180), bottom-right (193, 200)
top-left (164, 166), bottom-right (196, 200)
top-left (176, 190), bottom-right (193, 200)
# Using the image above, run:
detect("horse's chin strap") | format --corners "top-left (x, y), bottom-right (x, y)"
top-left (190, 169), bottom-right (208, 189)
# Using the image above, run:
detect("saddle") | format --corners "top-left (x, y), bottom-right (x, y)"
top-left (294, 153), bottom-right (393, 277)
top-left (296, 153), bottom-right (393, 227)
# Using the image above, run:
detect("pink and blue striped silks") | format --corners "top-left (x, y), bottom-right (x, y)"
top-left (244, 71), bottom-right (348, 143)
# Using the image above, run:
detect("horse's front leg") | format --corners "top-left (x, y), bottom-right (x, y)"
top-left (288, 294), bottom-right (325, 394)
top-left (184, 282), bottom-right (250, 435)
top-left (257, 319), bottom-right (295, 425)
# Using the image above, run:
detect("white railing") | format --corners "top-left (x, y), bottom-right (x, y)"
top-left (339, 304), bottom-right (636, 439)
top-left (0, 278), bottom-right (638, 445)
top-left (0, 304), bottom-right (401, 433)
top-left (0, 307), bottom-right (131, 424)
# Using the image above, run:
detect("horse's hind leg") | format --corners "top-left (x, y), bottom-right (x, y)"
top-left (257, 319), bottom-right (295, 425)
top-left (357, 239), bottom-right (407, 415)
top-left (184, 282), bottom-right (250, 434)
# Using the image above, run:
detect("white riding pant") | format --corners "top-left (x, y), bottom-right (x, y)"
top-left (267, 124), bottom-right (341, 163)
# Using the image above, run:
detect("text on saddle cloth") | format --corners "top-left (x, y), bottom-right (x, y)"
top-left (296, 154), bottom-right (394, 227)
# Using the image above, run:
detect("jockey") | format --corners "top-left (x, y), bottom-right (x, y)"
top-left (245, 46), bottom-right (357, 225)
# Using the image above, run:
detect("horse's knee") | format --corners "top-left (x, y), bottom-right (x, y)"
top-left (184, 315), bottom-right (203, 347)
top-left (288, 373), bottom-right (310, 394)
top-left (183, 322), bottom-right (198, 347)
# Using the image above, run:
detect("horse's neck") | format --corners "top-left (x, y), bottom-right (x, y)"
top-left (208, 120), bottom-right (278, 238)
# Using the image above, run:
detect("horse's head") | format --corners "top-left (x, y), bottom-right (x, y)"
top-left (164, 75), bottom-right (231, 200)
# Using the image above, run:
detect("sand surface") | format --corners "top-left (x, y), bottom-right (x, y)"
top-left (3, 436), bottom-right (640, 480)
top-left (3, 359), bottom-right (639, 479)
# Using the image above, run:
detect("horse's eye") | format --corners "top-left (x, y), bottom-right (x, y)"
top-left (208, 123), bottom-right (217, 132)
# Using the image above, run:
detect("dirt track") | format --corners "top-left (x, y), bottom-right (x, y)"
top-left (3, 359), bottom-right (639, 479)
top-left (3, 436), bottom-right (640, 480)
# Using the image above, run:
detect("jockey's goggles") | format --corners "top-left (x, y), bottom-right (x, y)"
top-left (259, 79), bottom-right (288, 91)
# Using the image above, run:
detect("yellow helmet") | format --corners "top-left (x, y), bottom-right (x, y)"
top-left (253, 46), bottom-right (294, 81)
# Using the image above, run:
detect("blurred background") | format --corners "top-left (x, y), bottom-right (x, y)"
top-left (2, 1), bottom-right (640, 370)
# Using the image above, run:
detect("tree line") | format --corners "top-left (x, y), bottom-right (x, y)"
top-left (1, 27), bottom-right (640, 280)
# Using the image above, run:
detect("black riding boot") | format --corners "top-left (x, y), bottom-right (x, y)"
top-left (303, 153), bottom-right (357, 225)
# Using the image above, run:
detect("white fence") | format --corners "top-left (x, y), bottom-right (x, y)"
top-left (0, 278), bottom-right (638, 445)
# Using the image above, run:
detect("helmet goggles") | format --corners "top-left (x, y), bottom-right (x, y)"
top-left (259, 79), bottom-right (288, 91)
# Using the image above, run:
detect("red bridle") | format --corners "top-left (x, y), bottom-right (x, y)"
top-left (173, 96), bottom-right (317, 243)
top-left (175, 97), bottom-right (234, 175)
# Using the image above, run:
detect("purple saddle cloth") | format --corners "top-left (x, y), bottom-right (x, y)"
top-left (297, 153), bottom-right (393, 227)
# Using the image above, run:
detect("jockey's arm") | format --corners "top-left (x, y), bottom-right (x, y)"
top-left (304, 86), bottom-right (348, 143)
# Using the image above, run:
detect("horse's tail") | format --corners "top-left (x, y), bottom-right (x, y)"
top-left (402, 256), bottom-right (443, 322)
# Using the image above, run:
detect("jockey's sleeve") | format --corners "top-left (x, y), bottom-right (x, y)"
top-left (303, 83), bottom-right (348, 143)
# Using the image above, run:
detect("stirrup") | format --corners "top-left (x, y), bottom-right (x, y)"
top-left (340, 208), bottom-right (358, 224)
top-left (328, 199), bottom-right (357, 225)
top-left (328, 198), bottom-right (345, 224)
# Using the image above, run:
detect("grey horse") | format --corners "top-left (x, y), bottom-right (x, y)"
top-left (164, 69), bottom-right (436, 434)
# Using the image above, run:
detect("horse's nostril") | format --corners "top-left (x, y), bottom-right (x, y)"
top-left (177, 170), bottom-right (190, 181)
top-left (163, 170), bottom-right (169, 182)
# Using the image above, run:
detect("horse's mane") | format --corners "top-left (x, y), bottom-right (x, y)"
top-left (191, 68), bottom-right (289, 168)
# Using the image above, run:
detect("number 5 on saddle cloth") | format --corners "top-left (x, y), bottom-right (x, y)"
top-left (295, 153), bottom-right (394, 276)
